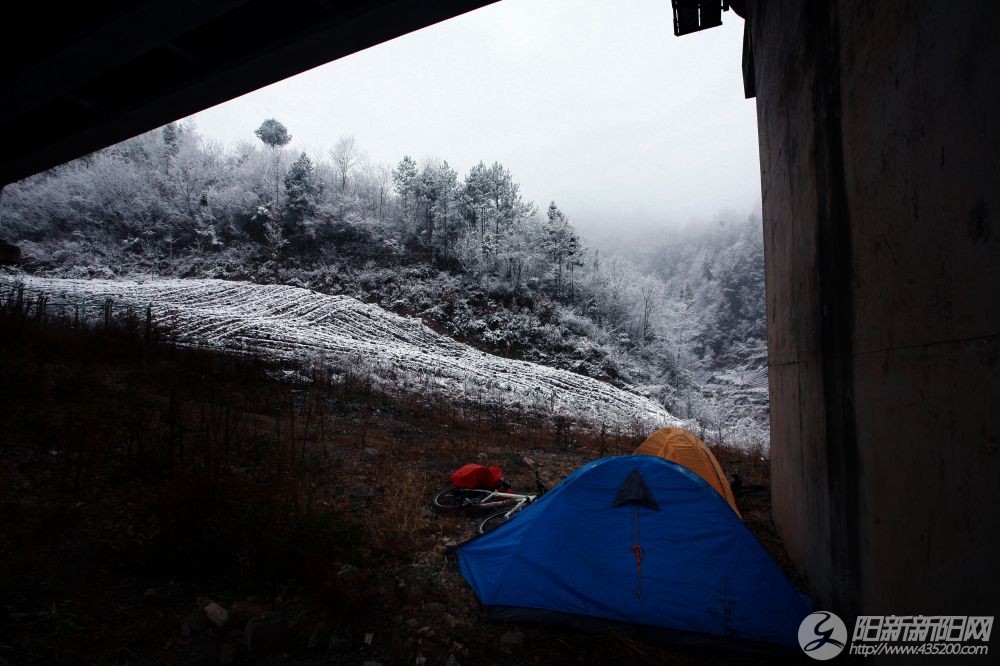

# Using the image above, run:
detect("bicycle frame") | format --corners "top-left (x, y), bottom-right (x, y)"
top-left (479, 467), bottom-right (545, 515)
top-left (480, 490), bottom-right (536, 516)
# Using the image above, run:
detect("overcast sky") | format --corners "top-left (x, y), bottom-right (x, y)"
top-left (189, 0), bottom-right (760, 234)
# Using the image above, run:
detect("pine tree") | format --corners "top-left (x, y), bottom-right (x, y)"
top-left (162, 123), bottom-right (179, 158)
top-left (392, 155), bottom-right (418, 230)
top-left (254, 118), bottom-right (291, 216)
top-left (543, 201), bottom-right (583, 299)
top-left (283, 152), bottom-right (318, 232)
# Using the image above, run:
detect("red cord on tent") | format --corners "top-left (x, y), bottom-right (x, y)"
top-left (633, 506), bottom-right (643, 599)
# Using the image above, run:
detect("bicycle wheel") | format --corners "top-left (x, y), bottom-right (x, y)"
top-left (478, 508), bottom-right (517, 534)
top-left (431, 487), bottom-right (492, 512)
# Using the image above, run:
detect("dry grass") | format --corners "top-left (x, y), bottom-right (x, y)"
top-left (0, 301), bottom-right (789, 666)
top-left (365, 458), bottom-right (434, 555)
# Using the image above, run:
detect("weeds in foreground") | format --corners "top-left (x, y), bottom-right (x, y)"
top-left (0, 297), bottom-right (781, 666)
top-left (0, 298), bottom-right (645, 595)
top-left (365, 458), bottom-right (433, 556)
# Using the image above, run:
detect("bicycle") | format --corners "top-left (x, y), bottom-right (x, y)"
top-left (431, 482), bottom-right (518, 513)
top-left (432, 463), bottom-right (547, 534)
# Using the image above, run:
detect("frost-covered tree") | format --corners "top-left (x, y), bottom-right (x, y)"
top-left (283, 152), bottom-right (318, 238)
top-left (459, 162), bottom-right (534, 269)
top-left (254, 118), bottom-right (291, 149)
top-left (373, 162), bottom-right (392, 223)
top-left (331, 135), bottom-right (360, 191)
top-left (543, 201), bottom-right (583, 298)
top-left (392, 155), bottom-right (418, 230)
top-left (254, 118), bottom-right (291, 214)
top-left (162, 122), bottom-right (180, 158)
top-left (636, 273), bottom-right (665, 345)
top-left (414, 159), bottom-right (458, 250)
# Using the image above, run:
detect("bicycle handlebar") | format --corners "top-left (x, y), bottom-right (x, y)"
top-left (533, 468), bottom-right (547, 494)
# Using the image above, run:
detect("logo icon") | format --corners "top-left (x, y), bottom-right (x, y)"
top-left (798, 611), bottom-right (848, 660)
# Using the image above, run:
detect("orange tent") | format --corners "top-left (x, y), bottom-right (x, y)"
top-left (634, 427), bottom-right (741, 518)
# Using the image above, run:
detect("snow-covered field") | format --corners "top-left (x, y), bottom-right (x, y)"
top-left (5, 275), bottom-right (679, 431)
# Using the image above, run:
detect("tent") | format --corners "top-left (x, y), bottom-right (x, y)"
top-left (455, 455), bottom-right (810, 651)
top-left (634, 427), bottom-right (741, 517)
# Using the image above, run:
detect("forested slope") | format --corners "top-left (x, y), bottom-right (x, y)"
top-left (1, 120), bottom-right (768, 450)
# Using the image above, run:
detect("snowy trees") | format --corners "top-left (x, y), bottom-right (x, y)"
top-left (457, 162), bottom-right (535, 276)
top-left (2, 121), bottom-right (740, 371)
top-left (668, 217), bottom-right (767, 367)
top-left (413, 160), bottom-right (457, 251)
top-left (1, 121), bottom-right (769, 448)
top-left (4, 125), bottom-right (767, 368)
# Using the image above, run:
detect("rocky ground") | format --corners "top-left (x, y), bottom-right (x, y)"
top-left (0, 306), bottom-right (789, 666)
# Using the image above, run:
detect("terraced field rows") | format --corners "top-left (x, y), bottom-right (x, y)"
top-left (8, 276), bottom-right (680, 430)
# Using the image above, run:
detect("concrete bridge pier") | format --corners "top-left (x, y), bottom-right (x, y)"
top-left (749, 0), bottom-right (1000, 619)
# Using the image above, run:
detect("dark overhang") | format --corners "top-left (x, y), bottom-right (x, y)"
top-left (1, 0), bottom-right (497, 187)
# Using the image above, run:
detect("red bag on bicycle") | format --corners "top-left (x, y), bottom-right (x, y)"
top-left (450, 464), bottom-right (503, 489)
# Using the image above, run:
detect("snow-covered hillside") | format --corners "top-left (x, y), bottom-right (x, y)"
top-left (7, 276), bottom-right (679, 430)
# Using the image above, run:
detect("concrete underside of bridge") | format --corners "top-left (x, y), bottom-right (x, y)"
top-left (750, 0), bottom-right (1000, 617)
top-left (0, 0), bottom-right (497, 188)
top-left (3, 0), bottom-right (998, 624)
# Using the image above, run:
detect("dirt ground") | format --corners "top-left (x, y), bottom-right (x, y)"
top-left (0, 311), bottom-right (799, 666)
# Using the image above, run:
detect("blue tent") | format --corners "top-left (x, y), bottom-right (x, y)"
top-left (456, 455), bottom-right (811, 651)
